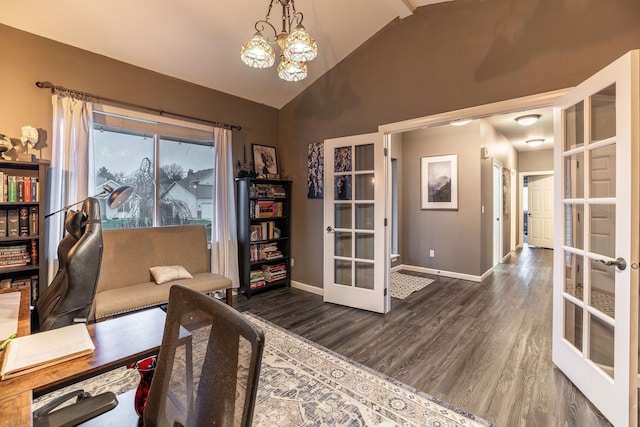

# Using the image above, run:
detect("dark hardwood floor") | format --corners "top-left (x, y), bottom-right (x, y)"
top-left (234, 246), bottom-right (613, 427)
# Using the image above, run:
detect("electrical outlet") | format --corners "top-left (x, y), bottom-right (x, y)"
top-left (291, 258), bottom-right (295, 267)
top-left (429, 250), bottom-right (434, 257)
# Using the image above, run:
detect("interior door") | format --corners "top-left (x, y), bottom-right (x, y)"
top-left (493, 163), bottom-right (502, 265)
top-left (323, 132), bottom-right (388, 313)
top-left (527, 174), bottom-right (554, 248)
top-left (553, 50), bottom-right (639, 427)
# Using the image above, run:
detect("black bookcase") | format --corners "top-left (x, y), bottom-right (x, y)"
top-left (236, 178), bottom-right (291, 298)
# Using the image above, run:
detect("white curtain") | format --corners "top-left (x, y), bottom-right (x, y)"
top-left (46, 95), bottom-right (95, 284)
top-left (210, 127), bottom-right (240, 288)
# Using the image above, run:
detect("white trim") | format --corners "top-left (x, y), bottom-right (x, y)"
top-left (379, 89), bottom-right (569, 135)
top-left (291, 280), bottom-right (324, 296)
top-left (392, 264), bottom-right (484, 282)
top-left (502, 252), bottom-right (511, 263)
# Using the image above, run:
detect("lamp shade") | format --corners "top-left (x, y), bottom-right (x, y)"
top-left (277, 58), bottom-right (307, 82)
top-left (107, 185), bottom-right (133, 209)
top-left (241, 32), bottom-right (276, 68)
top-left (283, 25), bottom-right (317, 62)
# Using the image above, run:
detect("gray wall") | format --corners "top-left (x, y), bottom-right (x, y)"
top-left (280, 0), bottom-right (640, 288)
top-left (0, 23), bottom-right (279, 174)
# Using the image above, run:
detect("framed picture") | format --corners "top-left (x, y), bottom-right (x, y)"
top-left (421, 154), bottom-right (458, 210)
top-left (252, 144), bottom-right (278, 176)
top-left (307, 142), bottom-right (324, 199)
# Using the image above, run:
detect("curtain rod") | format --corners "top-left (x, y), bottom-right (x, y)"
top-left (35, 81), bottom-right (242, 131)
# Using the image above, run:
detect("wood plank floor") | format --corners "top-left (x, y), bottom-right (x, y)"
top-left (234, 246), bottom-right (613, 426)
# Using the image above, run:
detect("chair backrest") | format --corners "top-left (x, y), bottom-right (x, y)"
top-left (35, 197), bottom-right (103, 331)
top-left (144, 285), bottom-right (265, 427)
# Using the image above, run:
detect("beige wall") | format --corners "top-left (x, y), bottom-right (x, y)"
top-left (520, 149), bottom-right (554, 173)
top-left (0, 23), bottom-right (278, 176)
top-left (280, 0), bottom-right (640, 288)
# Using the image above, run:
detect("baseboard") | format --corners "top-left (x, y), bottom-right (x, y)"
top-left (393, 264), bottom-right (483, 282)
top-left (502, 252), bottom-right (511, 263)
top-left (291, 280), bottom-right (324, 296)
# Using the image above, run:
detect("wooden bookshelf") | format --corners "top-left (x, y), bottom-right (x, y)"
top-left (236, 178), bottom-right (291, 298)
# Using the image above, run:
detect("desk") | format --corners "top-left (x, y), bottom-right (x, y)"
top-left (0, 307), bottom-right (167, 427)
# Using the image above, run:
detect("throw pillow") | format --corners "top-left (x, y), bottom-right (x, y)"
top-left (150, 265), bottom-right (193, 285)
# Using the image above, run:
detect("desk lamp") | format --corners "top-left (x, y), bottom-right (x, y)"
top-left (45, 184), bottom-right (133, 219)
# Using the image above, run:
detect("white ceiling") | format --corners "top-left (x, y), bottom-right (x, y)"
top-left (0, 0), bottom-right (551, 150)
top-left (0, 0), bottom-right (451, 109)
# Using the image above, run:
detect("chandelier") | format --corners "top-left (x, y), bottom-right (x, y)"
top-left (240, 0), bottom-right (318, 82)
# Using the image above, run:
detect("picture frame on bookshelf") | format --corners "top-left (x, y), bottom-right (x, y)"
top-left (252, 144), bottom-right (278, 176)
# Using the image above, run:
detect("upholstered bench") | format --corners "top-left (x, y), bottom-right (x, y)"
top-left (93, 225), bottom-right (232, 320)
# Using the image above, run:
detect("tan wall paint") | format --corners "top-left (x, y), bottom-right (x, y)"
top-left (281, 0), bottom-right (640, 288)
top-left (520, 149), bottom-right (554, 172)
top-left (0, 23), bottom-right (278, 175)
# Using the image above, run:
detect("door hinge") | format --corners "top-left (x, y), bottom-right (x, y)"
top-left (384, 148), bottom-right (388, 157)
top-left (384, 288), bottom-right (387, 296)
top-left (384, 218), bottom-right (388, 226)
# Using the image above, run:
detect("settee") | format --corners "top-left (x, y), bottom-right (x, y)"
top-left (93, 225), bottom-right (233, 320)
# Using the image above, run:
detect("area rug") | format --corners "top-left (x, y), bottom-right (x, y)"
top-left (391, 271), bottom-right (435, 299)
top-left (34, 313), bottom-right (492, 427)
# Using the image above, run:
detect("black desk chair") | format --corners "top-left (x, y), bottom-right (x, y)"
top-left (35, 197), bottom-right (103, 332)
top-left (144, 284), bottom-right (265, 426)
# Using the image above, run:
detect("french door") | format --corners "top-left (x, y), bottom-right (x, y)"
top-left (323, 133), bottom-right (388, 313)
top-left (553, 50), bottom-right (639, 426)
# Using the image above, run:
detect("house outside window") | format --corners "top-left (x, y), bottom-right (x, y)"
top-left (92, 106), bottom-right (215, 240)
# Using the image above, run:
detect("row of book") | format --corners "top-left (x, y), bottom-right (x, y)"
top-left (0, 274), bottom-right (39, 305)
top-left (249, 242), bottom-right (283, 262)
top-left (0, 241), bottom-right (37, 267)
top-left (0, 207), bottom-right (39, 238)
top-left (250, 221), bottom-right (282, 242)
top-left (249, 263), bottom-right (288, 289)
top-left (249, 183), bottom-right (286, 199)
top-left (250, 200), bottom-right (284, 219)
top-left (0, 173), bottom-right (40, 202)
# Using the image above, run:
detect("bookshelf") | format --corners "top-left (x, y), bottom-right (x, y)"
top-left (236, 178), bottom-right (291, 298)
top-left (0, 160), bottom-right (49, 305)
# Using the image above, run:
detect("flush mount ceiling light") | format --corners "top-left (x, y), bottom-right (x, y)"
top-left (515, 114), bottom-right (541, 126)
top-left (450, 119), bottom-right (472, 126)
top-left (241, 0), bottom-right (318, 82)
top-left (526, 139), bottom-right (545, 147)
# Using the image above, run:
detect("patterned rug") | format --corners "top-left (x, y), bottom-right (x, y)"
top-left (34, 313), bottom-right (492, 426)
top-left (391, 271), bottom-right (435, 299)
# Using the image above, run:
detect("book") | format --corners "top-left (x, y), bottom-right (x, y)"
top-left (18, 207), bottom-right (29, 236)
top-left (23, 177), bottom-right (31, 202)
top-left (0, 323), bottom-right (95, 380)
top-left (29, 206), bottom-right (38, 235)
top-left (7, 176), bottom-right (16, 202)
top-left (7, 209), bottom-right (19, 237)
top-left (16, 176), bottom-right (24, 202)
top-left (0, 210), bottom-right (6, 238)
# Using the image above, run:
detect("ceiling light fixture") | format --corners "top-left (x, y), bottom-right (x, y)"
top-left (515, 114), bottom-right (541, 126)
top-left (450, 119), bottom-right (472, 126)
top-left (241, 0), bottom-right (318, 82)
top-left (526, 139), bottom-right (545, 147)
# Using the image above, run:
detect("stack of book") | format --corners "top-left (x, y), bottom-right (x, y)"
top-left (249, 200), bottom-right (284, 218)
top-left (0, 244), bottom-right (31, 268)
top-left (249, 243), bottom-right (283, 261)
top-left (250, 183), bottom-right (286, 199)
top-left (250, 221), bottom-right (280, 241)
top-left (249, 269), bottom-right (266, 289)
top-left (262, 263), bottom-right (287, 283)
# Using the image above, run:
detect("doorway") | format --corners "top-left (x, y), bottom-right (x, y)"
top-left (493, 163), bottom-right (503, 265)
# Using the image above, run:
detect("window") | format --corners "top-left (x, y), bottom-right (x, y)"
top-left (92, 106), bottom-right (215, 239)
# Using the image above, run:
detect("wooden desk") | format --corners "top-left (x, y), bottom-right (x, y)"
top-left (0, 307), bottom-right (167, 427)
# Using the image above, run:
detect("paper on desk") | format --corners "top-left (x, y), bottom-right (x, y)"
top-left (0, 292), bottom-right (20, 341)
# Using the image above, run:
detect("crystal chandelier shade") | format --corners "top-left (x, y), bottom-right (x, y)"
top-left (241, 0), bottom-right (317, 81)
top-left (240, 32), bottom-right (275, 68)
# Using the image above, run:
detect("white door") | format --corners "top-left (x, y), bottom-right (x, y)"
top-left (323, 133), bottom-right (388, 313)
top-left (553, 50), bottom-right (639, 427)
top-left (527, 174), bottom-right (554, 248)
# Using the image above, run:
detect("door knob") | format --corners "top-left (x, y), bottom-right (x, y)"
top-left (596, 257), bottom-right (627, 271)
top-left (326, 226), bottom-right (334, 233)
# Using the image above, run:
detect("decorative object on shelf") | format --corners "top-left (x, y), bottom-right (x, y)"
top-left (307, 142), bottom-right (324, 199)
top-left (252, 144), bottom-right (278, 176)
top-left (240, 0), bottom-right (318, 82)
top-left (0, 126), bottom-right (47, 162)
top-left (421, 154), bottom-right (458, 210)
top-left (45, 184), bottom-right (133, 219)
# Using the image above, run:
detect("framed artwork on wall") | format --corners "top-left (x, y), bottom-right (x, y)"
top-left (421, 154), bottom-right (458, 210)
top-left (307, 142), bottom-right (324, 199)
top-left (252, 144), bottom-right (278, 177)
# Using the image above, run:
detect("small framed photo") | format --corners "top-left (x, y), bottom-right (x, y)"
top-left (421, 154), bottom-right (458, 210)
top-left (252, 144), bottom-right (278, 176)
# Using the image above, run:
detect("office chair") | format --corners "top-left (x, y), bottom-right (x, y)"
top-left (35, 197), bottom-right (103, 332)
top-left (144, 284), bottom-right (265, 427)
